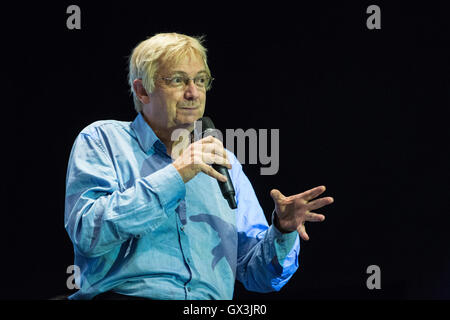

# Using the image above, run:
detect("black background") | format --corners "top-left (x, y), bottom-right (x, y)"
top-left (2, 1), bottom-right (449, 300)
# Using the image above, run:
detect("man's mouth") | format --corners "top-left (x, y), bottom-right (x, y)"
top-left (179, 106), bottom-right (199, 110)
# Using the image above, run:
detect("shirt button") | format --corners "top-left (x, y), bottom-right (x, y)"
top-left (187, 258), bottom-right (191, 263)
top-left (187, 287), bottom-right (191, 292)
top-left (277, 238), bottom-right (283, 244)
top-left (180, 226), bottom-right (185, 232)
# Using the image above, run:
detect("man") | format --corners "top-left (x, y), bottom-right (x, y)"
top-left (64, 33), bottom-right (334, 300)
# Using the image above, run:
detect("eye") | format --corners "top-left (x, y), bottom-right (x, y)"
top-left (195, 76), bottom-right (208, 86)
top-left (170, 76), bottom-right (184, 85)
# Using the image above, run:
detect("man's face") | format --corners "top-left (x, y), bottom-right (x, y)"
top-left (142, 53), bottom-right (207, 133)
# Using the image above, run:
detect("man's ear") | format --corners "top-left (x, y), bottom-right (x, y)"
top-left (133, 79), bottom-right (150, 104)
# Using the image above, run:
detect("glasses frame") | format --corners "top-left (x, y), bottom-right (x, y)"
top-left (159, 74), bottom-right (214, 91)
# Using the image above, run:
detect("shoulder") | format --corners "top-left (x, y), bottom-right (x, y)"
top-left (78, 119), bottom-right (133, 141)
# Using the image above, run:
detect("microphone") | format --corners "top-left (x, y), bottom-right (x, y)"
top-left (194, 117), bottom-right (237, 210)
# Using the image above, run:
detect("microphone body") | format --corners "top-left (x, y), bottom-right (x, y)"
top-left (197, 118), bottom-right (237, 210)
top-left (212, 162), bottom-right (237, 209)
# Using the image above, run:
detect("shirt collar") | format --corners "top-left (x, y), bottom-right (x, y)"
top-left (131, 112), bottom-right (165, 154)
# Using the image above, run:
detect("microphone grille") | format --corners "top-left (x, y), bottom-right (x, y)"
top-left (201, 117), bottom-right (215, 130)
top-left (193, 117), bottom-right (219, 141)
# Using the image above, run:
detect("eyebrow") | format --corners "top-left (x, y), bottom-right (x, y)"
top-left (170, 70), bottom-right (208, 76)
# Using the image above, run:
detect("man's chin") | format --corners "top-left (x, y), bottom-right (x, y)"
top-left (175, 115), bottom-right (203, 128)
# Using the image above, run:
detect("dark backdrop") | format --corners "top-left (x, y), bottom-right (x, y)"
top-left (2, 1), bottom-right (449, 299)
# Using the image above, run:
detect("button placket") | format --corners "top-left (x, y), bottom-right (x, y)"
top-left (175, 202), bottom-right (194, 297)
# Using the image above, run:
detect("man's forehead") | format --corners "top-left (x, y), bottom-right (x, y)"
top-left (160, 53), bottom-right (206, 74)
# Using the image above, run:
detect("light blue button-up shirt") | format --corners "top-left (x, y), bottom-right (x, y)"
top-left (64, 113), bottom-right (300, 300)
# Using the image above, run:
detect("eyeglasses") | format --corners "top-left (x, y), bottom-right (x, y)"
top-left (160, 74), bottom-right (214, 90)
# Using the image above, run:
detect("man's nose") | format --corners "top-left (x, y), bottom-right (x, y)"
top-left (184, 80), bottom-right (200, 100)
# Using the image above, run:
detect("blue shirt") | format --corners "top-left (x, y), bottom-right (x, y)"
top-left (64, 112), bottom-right (300, 300)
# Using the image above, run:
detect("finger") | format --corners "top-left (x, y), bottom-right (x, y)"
top-left (306, 212), bottom-right (326, 222)
top-left (191, 145), bottom-right (229, 167)
top-left (200, 163), bottom-right (227, 182)
top-left (194, 136), bottom-right (217, 152)
top-left (199, 135), bottom-right (224, 148)
top-left (307, 197), bottom-right (334, 210)
top-left (296, 185), bottom-right (326, 202)
top-left (210, 136), bottom-right (225, 149)
top-left (201, 153), bottom-right (232, 169)
top-left (197, 138), bottom-right (229, 167)
top-left (211, 139), bottom-right (228, 163)
top-left (297, 224), bottom-right (309, 241)
top-left (200, 135), bottom-right (216, 143)
top-left (270, 189), bottom-right (290, 203)
top-left (202, 141), bottom-right (228, 159)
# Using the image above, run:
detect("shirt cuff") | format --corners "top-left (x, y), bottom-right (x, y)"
top-left (269, 210), bottom-right (299, 266)
top-left (144, 164), bottom-right (186, 211)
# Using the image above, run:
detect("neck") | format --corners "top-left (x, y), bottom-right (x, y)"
top-left (142, 115), bottom-right (194, 158)
top-left (160, 127), bottom-right (193, 159)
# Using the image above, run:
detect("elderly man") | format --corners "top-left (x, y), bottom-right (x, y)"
top-left (64, 33), bottom-right (333, 300)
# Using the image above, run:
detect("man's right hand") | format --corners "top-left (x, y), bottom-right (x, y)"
top-left (172, 136), bottom-right (232, 183)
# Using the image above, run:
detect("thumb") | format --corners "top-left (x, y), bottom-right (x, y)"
top-left (270, 189), bottom-right (284, 202)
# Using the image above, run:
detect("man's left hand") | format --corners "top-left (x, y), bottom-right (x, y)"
top-left (270, 186), bottom-right (334, 241)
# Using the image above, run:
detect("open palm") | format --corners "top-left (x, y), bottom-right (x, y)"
top-left (271, 186), bottom-right (334, 241)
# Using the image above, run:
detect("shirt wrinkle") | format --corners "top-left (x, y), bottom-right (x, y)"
top-left (65, 112), bottom-right (300, 300)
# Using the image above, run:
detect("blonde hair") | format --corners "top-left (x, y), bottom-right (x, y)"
top-left (128, 32), bottom-right (211, 113)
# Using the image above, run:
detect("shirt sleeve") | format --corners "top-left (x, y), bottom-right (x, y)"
top-left (229, 152), bottom-right (300, 292)
top-left (64, 132), bottom-right (186, 258)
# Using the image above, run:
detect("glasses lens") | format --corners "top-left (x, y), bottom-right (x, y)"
top-left (169, 76), bottom-right (185, 87)
top-left (194, 75), bottom-right (210, 88)
top-left (164, 75), bottom-right (213, 89)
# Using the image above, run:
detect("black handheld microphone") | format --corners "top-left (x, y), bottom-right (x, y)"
top-left (195, 117), bottom-right (237, 209)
